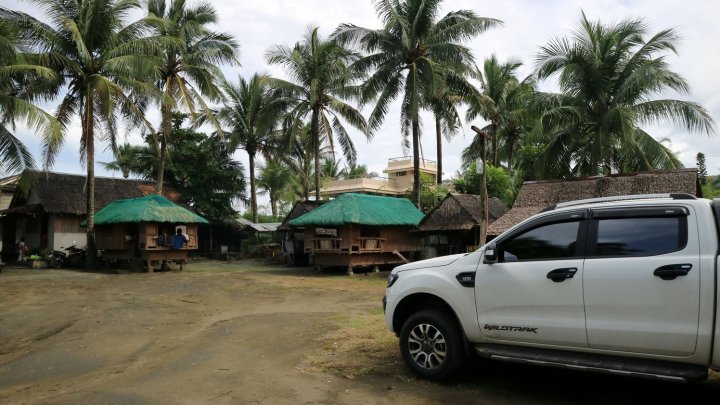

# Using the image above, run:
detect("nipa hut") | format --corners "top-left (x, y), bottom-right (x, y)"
top-left (0, 171), bottom-right (180, 262)
top-left (417, 194), bottom-right (508, 258)
top-left (288, 193), bottom-right (423, 274)
top-left (93, 195), bottom-right (208, 272)
top-left (277, 200), bottom-right (327, 265)
top-left (487, 168), bottom-right (702, 237)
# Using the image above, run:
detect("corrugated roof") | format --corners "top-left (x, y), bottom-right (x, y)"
top-left (289, 193), bottom-right (423, 227)
top-left (487, 169), bottom-right (701, 236)
top-left (91, 195), bottom-right (208, 225)
top-left (235, 217), bottom-right (280, 232)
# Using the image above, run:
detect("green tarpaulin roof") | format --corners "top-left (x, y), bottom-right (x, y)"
top-left (289, 193), bottom-right (423, 227)
top-left (89, 195), bottom-right (208, 225)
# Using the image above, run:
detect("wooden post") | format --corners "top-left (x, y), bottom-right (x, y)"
top-left (471, 126), bottom-right (489, 245)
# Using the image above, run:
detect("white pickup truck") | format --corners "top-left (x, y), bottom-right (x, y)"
top-left (384, 194), bottom-right (720, 382)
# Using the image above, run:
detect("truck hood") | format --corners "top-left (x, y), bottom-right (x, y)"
top-left (395, 253), bottom-right (466, 272)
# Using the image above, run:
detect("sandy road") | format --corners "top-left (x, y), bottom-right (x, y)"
top-left (1, 261), bottom-right (719, 404)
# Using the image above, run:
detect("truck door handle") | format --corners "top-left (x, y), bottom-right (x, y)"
top-left (547, 267), bottom-right (577, 282)
top-left (653, 264), bottom-right (692, 280)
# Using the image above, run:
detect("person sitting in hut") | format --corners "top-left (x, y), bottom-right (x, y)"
top-left (172, 228), bottom-right (188, 249)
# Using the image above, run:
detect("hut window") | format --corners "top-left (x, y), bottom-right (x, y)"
top-left (57, 216), bottom-right (82, 233)
top-left (360, 227), bottom-right (380, 237)
top-left (315, 227), bottom-right (337, 237)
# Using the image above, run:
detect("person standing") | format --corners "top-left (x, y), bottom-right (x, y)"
top-left (16, 236), bottom-right (28, 263)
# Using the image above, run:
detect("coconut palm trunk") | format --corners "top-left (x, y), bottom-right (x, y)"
top-left (84, 91), bottom-right (97, 269)
top-left (157, 81), bottom-right (173, 194)
top-left (248, 152), bottom-right (258, 222)
top-left (312, 107), bottom-right (321, 200)
top-left (435, 117), bottom-right (442, 184)
top-left (412, 118), bottom-right (421, 206)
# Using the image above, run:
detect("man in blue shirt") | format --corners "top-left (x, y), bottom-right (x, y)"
top-left (172, 228), bottom-right (188, 249)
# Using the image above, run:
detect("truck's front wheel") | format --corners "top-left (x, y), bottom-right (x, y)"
top-left (399, 310), bottom-right (464, 380)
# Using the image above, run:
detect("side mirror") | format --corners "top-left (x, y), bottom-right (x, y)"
top-left (483, 243), bottom-right (498, 264)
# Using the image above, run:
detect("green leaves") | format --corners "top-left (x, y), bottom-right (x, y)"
top-left (534, 11), bottom-right (716, 177)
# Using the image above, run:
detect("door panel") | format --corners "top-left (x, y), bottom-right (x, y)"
top-left (476, 215), bottom-right (588, 348)
top-left (476, 258), bottom-right (588, 347)
top-left (583, 208), bottom-right (700, 356)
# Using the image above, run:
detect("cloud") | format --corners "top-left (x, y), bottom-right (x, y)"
top-left (5, 0), bottom-right (720, 192)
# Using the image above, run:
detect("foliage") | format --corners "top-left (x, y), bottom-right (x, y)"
top-left (463, 55), bottom-right (536, 170)
top-left (267, 27), bottom-right (369, 200)
top-left (334, 0), bottom-right (501, 203)
top-left (240, 211), bottom-right (279, 224)
top-left (257, 157), bottom-right (293, 219)
top-left (217, 73), bottom-right (288, 221)
top-left (534, 12), bottom-right (715, 178)
top-left (4, 0), bottom-right (174, 265)
top-left (453, 163), bottom-right (517, 206)
top-left (416, 173), bottom-right (449, 214)
top-left (122, 118), bottom-right (247, 223)
top-left (513, 142), bottom-right (547, 182)
top-left (697, 152), bottom-right (708, 186)
top-left (145, 0), bottom-right (239, 193)
top-left (0, 9), bottom-right (61, 178)
top-left (342, 162), bottom-right (377, 179)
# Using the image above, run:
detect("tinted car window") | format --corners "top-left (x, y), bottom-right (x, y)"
top-left (595, 217), bottom-right (685, 257)
top-left (500, 221), bottom-right (580, 261)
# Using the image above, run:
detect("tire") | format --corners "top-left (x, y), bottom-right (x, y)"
top-left (399, 310), bottom-right (465, 380)
top-left (49, 257), bottom-right (63, 269)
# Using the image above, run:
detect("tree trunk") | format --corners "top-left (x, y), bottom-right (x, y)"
top-left (312, 107), bottom-right (321, 201)
top-left (412, 118), bottom-right (421, 206)
top-left (157, 80), bottom-right (172, 195)
top-left (491, 119), bottom-right (499, 167)
top-left (84, 91), bottom-right (97, 269)
top-left (249, 152), bottom-right (258, 223)
top-left (506, 131), bottom-right (516, 170)
top-left (591, 131), bottom-right (602, 176)
top-left (435, 116), bottom-right (442, 185)
top-left (270, 197), bottom-right (278, 219)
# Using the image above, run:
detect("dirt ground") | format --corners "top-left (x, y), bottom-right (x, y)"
top-left (1, 260), bottom-right (720, 404)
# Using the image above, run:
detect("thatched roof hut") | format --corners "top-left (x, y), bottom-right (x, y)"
top-left (4, 172), bottom-right (181, 215)
top-left (487, 169), bottom-right (702, 236)
top-left (418, 194), bottom-right (508, 231)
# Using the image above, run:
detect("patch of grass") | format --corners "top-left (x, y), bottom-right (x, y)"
top-left (302, 312), bottom-right (403, 378)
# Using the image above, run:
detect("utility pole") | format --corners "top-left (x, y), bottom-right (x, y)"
top-left (471, 126), bottom-right (489, 244)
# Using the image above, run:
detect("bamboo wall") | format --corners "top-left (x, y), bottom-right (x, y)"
top-left (303, 225), bottom-right (421, 254)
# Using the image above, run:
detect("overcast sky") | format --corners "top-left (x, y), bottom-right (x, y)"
top-left (6, 0), bottom-right (720, 211)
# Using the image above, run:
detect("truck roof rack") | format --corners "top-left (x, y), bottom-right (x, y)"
top-left (541, 193), bottom-right (697, 212)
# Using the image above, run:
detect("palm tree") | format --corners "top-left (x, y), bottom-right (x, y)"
top-left (466, 55), bottom-right (522, 166)
top-left (333, 0), bottom-right (501, 203)
top-left (146, 0), bottom-right (239, 194)
top-left (7, 0), bottom-right (166, 266)
top-left (266, 27), bottom-right (370, 200)
top-left (257, 157), bottom-right (292, 219)
top-left (216, 73), bottom-right (288, 222)
top-left (464, 56), bottom-right (535, 170)
top-left (534, 12), bottom-right (715, 177)
top-left (341, 162), bottom-right (377, 179)
top-left (100, 143), bottom-right (143, 178)
top-left (0, 8), bottom-right (61, 185)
